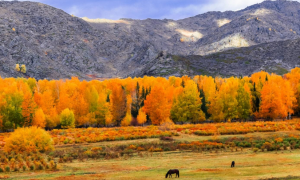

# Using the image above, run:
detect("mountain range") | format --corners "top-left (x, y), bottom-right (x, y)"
top-left (0, 0), bottom-right (300, 79)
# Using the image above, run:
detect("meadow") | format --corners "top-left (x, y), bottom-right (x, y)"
top-left (1, 120), bottom-right (300, 179)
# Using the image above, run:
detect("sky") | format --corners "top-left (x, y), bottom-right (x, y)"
top-left (12, 0), bottom-right (283, 20)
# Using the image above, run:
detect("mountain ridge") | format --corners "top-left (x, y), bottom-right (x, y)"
top-left (0, 0), bottom-right (300, 79)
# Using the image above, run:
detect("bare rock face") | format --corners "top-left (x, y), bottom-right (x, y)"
top-left (0, 0), bottom-right (300, 79)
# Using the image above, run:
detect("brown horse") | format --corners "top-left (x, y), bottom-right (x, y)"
top-left (165, 169), bottom-right (179, 178)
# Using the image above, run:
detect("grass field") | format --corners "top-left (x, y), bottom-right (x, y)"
top-left (5, 148), bottom-right (300, 180)
top-left (2, 131), bottom-right (300, 180)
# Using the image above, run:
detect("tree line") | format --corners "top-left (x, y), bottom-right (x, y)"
top-left (0, 68), bottom-right (300, 130)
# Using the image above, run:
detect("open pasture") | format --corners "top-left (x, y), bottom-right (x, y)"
top-left (1, 127), bottom-right (300, 180)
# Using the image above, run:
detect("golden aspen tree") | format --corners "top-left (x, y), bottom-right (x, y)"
top-left (21, 65), bottom-right (26, 73)
top-left (121, 95), bottom-right (132, 126)
top-left (15, 64), bottom-right (20, 72)
top-left (286, 68), bottom-right (300, 113)
top-left (137, 108), bottom-right (147, 125)
top-left (105, 110), bottom-right (113, 126)
top-left (236, 84), bottom-right (251, 120)
top-left (45, 108), bottom-right (60, 129)
top-left (71, 91), bottom-right (89, 126)
top-left (27, 78), bottom-right (37, 92)
top-left (32, 108), bottom-right (46, 128)
top-left (121, 113), bottom-right (132, 126)
top-left (171, 80), bottom-right (205, 123)
top-left (21, 85), bottom-right (36, 126)
top-left (208, 91), bottom-right (224, 122)
top-left (39, 90), bottom-right (55, 115)
top-left (60, 108), bottom-right (75, 128)
top-left (281, 79), bottom-right (296, 119)
top-left (95, 92), bottom-right (109, 126)
top-left (109, 83), bottom-right (126, 126)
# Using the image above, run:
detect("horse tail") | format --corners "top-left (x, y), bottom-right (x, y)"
top-left (178, 170), bottom-right (180, 178)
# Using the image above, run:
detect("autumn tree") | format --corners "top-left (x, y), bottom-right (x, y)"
top-left (60, 108), bottom-right (75, 128)
top-left (71, 91), bottom-right (89, 126)
top-left (32, 108), bottom-right (46, 128)
top-left (281, 80), bottom-right (296, 119)
top-left (208, 91), bottom-right (224, 122)
top-left (259, 75), bottom-right (285, 119)
top-left (143, 85), bottom-right (171, 125)
top-left (121, 95), bottom-right (132, 126)
top-left (236, 84), bottom-right (251, 120)
top-left (171, 80), bottom-right (205, 124)
top-left (21, 83), bottom-right (36, 126)
top-left (137, 108), bottom-right (147, 125)
top-left (285, 68), bottom-right (300, 114)
top-left (20, 65), bottom-right (26, 73)
top-left (94, 91), bottom-right (110, 126)
top-left (109, 83), bottom-right (126, 126)
top-left (15, 64), bottom-right (20, 72)
top-left (3, 91), bottom-right (24, 129)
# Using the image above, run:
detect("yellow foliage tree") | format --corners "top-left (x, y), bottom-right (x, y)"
top-left (60, 108), bottom-right (75, 128)
top-left (121, 112), bottom-right (132, 126)
top-left (137, 108), bottom-right (147, 125)
top-left (105, 110), bottom-right (113, 126)
top-left (171, 80), bottom-right (205, 123)
top-left (32, 108), bottom-right (46, 128)
top-left (15, 64), bottom-right (20, 72)
top-left (21, 65), bottom-right (26, 73)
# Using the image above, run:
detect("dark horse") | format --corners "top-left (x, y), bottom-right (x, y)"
top-left (165, 169), bottom-right (179, 178)
top-left (231, 161), bottom-right (235, 168)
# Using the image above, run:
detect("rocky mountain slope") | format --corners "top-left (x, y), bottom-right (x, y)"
top-left (0, 0), bottom-right (300, 79)
top-left (132, 38), bottom-right (300, 77)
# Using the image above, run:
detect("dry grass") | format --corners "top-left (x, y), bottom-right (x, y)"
top-left (4, 148), bottom-right (300, 180)
top-left (4, 131), bottom-right (300, 179)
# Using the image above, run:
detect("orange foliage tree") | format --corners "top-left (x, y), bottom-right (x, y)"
top-left (137, 108), bottom-right (147, 125)
top-left (32, 108), bottom-right (46, 128)
top-left (143, 85), bottom-right (171, 125)
top-left (109, 81), bottom-right (127, 126)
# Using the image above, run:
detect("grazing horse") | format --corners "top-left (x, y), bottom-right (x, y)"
top-left (231, 161), bottom-right (235, 168)
top-left (165, 169), bottom-right (179, 178)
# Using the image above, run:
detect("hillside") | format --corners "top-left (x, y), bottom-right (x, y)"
top-left (0, 0), bottom-right (300, 79)
top-left (132, 38), bottom-right (300, 77)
